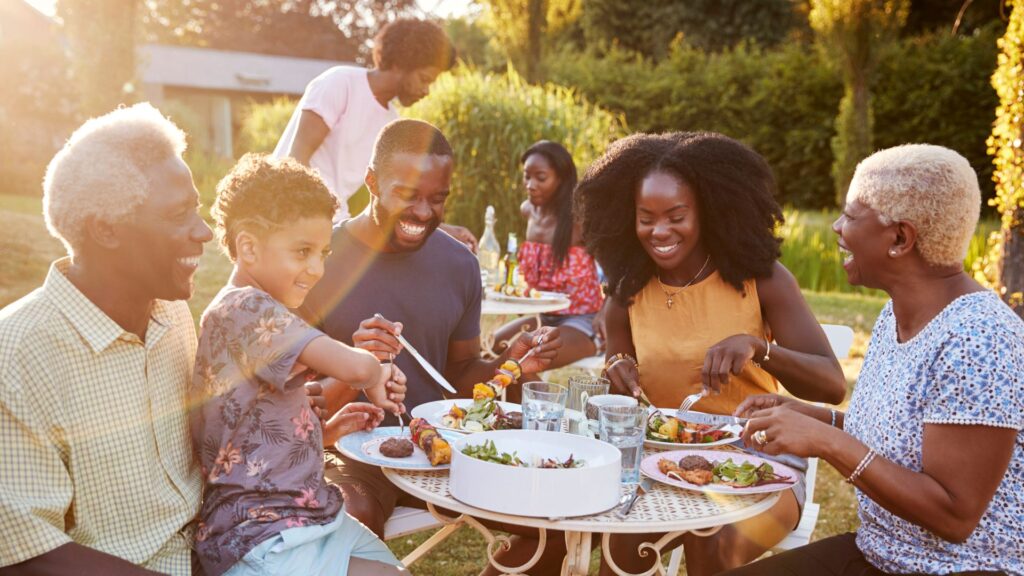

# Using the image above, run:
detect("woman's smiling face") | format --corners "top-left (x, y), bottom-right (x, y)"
top-left (635, 170), bottom-right (703, 274)
top-left (832, 199), bottom-right (893, 289)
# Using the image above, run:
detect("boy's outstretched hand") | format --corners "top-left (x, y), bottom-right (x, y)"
top-left (323, 402), bottom-right (384, 446)
top-left (365, 361), bottom-right (407, 415)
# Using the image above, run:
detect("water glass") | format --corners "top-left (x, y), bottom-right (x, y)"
top-left (522, 381), bottom-right (568, 432)
top-left (567, 375), bottom-right (610, 412)
top-left (599, 405), bottom-right (646, 486)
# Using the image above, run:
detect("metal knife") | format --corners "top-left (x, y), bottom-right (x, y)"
top-left (674, 410), bottom-right (748, 427)
top-left (374, 313), bottom-right (457, 395)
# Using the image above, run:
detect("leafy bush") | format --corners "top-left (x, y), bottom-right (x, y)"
top-left (403, 68), bottom-right (626, 242)
top-left (548, 41), bottom-right (843, 208)
top-left (874, 24), bottom-right (1000, 205)
top-left (780, 208), bottom-right (995, 295)
top-left (238, 97), bottom-right (297, 154)
top-left (548, 30), bottom-right (998, 209)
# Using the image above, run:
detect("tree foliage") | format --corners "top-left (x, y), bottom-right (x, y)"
top-left (581, 0), bottom-right (801, 59)
top-left (546, 28), bottom-right (997, 211)
top-left (0, 3), bottom-right (77, 195)
top-left (476, 0), bottom-right (581, 81)
top-left (142, 0), bottom-right (417, 62)
top-left (57, 0), bottom-right (140, 117)
top-left (810, 0), bottom-right (908, 205)
top-left (977, 0), bottom-right (1024, 317)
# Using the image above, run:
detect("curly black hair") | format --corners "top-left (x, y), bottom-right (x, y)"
top-left (373, 18), bottom-right (455, 73)
top-left (575, 132), bottom-right (784, 304)
top-left (212, 153), bottom-right (339, 261)
top-left (522, 141), bottom-right (578, 265)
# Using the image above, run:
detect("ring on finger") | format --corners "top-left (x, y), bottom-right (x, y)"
top-left (753, 429), bottom-right (768, 446)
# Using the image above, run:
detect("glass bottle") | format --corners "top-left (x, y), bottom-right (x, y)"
top-left (477, 205), bottom-right (501, 287)
top-left (502, 232), bottom-right (519, 294)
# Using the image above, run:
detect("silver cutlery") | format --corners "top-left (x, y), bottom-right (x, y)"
top-left (677, 389), bottom-right (706, 414)
top-left (373, 313), bottom-right (457, 394)
top-left (615, 477), bottom-right (653, 518)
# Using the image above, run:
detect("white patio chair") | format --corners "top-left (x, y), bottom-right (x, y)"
top-left (665, 323), bottom-right (854, 575)
top-left (383, 505), bottom-right (458, 566)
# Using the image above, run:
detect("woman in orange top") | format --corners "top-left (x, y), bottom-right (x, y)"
top-left (576, 132), bottom-right (846, 575)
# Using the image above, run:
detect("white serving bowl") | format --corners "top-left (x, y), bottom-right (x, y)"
top-left (450, 430), bottom-right (621, 518)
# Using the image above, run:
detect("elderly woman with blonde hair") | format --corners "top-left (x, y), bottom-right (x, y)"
top-left (723, 144), bottom-right (1024, 576)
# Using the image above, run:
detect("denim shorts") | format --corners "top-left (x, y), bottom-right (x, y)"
top-left (540, 312), bottom-right (597, 340)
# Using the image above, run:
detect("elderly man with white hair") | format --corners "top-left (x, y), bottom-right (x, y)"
top-left (0, 103), bottom-right (212, 575)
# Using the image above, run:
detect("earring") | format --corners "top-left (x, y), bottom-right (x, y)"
top-left (888, 249), bottom-right (897, 257)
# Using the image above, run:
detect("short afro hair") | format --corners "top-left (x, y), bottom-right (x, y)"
top-left (373, 18), bottom-right (454, 72)
top-left (369, 118), bottom-right (454, 175)
top-left (848, 144), bottom-right (980, 268)
top-left (576, 131), bottom-right (784, 303)
top-left (211, 153), bottom-right (338, 261)
top-left (43, 102), bottom-right (187, 256)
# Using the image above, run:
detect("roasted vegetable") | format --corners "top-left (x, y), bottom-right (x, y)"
top-left (409, 417), bottom-right (451, 465)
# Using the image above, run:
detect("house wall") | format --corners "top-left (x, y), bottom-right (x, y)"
top-left (145, 85), bottom-right (293, 158)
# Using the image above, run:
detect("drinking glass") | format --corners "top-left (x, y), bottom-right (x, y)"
top-left (567, 375), bottom-right (610, 412)
top-left (599, 405), bottom-right (646, 486)
top-left (522, 382), bottom-right (568, 432)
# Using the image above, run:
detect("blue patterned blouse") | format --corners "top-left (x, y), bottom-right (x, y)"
top-left (846, 291), bottom-right (1024, 575)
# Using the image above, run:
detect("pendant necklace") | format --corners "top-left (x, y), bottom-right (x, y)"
top-left (656, 255), bottom-right (711, 309)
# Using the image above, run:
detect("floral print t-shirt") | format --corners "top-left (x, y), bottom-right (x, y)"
top-left (845, 291), bottom-right (1024, 575)
top-left (189, 286), bottom-right (340, 576)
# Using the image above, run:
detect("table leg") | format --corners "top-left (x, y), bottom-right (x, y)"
top-left (425, 503), bottom-right (548, 575)
top-left (562, 531), bottom-right (593, 575)
top-left (599, 527), bottom-right (724, 576)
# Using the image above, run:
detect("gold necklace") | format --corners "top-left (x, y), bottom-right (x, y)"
top-left (656, 255), bottom-right (711, 309)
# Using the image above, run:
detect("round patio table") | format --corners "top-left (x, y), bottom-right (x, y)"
top-left (382, 448), bottom-right (780, 576)
top-left (480, 292), bottom-right (571, 359)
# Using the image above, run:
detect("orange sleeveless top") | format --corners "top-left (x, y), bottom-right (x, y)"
top-left (629, 271), bottom-right (778, 415)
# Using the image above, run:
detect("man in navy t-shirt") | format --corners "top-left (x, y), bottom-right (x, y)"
top-left (299, 119), bottom-right (562, 540)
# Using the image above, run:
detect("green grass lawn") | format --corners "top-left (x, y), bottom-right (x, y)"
top-left (0, 193), bottom-right (870, 574)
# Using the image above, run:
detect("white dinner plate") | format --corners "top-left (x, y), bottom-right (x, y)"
top-left (411, 399), bottom-right (523, 434)
top-left (485, 289), bottom-right (569, 305)
top-left (335, 426), bottom-right (455, 471)
top-left (641, 449), bottom-right (799, 495)
top-left (644, 408), bottom-right (742, 450)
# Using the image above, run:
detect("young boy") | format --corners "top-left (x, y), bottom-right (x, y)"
top-left (190, 154), bottom-right (407, 576)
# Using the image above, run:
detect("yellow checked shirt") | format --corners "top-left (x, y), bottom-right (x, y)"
top-left (0, 259), bottom-right (202, 574)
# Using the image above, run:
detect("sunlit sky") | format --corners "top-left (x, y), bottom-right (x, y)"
top-left (24, 0), bottom-right (474, 18)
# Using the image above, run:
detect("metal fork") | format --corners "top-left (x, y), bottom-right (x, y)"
top-left (386, 352), bottom-right (404, 436)
top-left (677, 389), bottom-right (707, 414)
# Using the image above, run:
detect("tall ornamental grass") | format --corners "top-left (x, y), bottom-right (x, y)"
top-left (780, 209), bottom-right (996, 295)
top-left (404, 68), bottom-right (627, 243)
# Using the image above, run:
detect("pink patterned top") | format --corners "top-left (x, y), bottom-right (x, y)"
top-left (518, 241), bottom-right (603, 315)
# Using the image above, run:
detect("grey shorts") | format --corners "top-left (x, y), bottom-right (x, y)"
top-left (540, 312), bottom-right (597, 340)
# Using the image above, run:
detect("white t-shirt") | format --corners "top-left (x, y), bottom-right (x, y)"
top-left (274, 66), bottom-right (398, 221)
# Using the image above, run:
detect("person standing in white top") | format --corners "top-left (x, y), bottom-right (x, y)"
top-left (274, 18), bottom-right (477, 251)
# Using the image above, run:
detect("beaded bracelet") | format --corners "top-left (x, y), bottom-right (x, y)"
top-left (845, 449), bottom-right (877, 484)
top-left (604, 352), bottom-right (638, 373)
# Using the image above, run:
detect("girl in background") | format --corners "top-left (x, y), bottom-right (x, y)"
top-left (491, 141), bottom-right (603, 369)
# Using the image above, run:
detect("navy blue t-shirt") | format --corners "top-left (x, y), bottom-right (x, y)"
top-left (299, 222), bottom-right (482, 424)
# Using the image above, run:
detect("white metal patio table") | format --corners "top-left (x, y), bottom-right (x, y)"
top-left (480, 293), bottom-right (571, 359)
top-left (381, 448), bottom-right (780, 576)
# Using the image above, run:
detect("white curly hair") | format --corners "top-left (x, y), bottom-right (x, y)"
top-left (847, 144), bottom-right (980, 268)
top-left (43, 103), bottom-right (188, 256)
